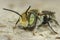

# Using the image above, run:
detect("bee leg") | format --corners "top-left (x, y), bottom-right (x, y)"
top-left (13, 17), bottom-right (20, 29)
top-left (15, 17), bottom-right (20, 26)
top-left (53, 19), bottom-right (60, 26)
top-left (32, 30), bottom-right (36, 36)
top-left (32, 30), bottom-right (35, 35)
top-left (37, 23), bottom-right (43, 29)
top-left (47, 22), bottom-right (58, 34)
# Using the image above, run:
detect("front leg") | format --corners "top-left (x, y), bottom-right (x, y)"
top-left (15, 17), bottom-right (20, 26)
top-left (13, 17), bottom-right (20, 29)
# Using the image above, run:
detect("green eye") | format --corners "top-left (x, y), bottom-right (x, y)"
top-left (30, 14), bottom-right (34, 25)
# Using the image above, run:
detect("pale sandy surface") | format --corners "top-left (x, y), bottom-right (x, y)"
top-left (0, 0), bottom-right (60, 40)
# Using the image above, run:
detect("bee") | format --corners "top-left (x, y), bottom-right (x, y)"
top-left (3, 6), bottom-right (59, 34)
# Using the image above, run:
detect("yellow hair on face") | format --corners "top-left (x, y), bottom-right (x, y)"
top-left (21, 13), bottom-right (27, 22)
top-left (19, 13), bottom-right (28, 27)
